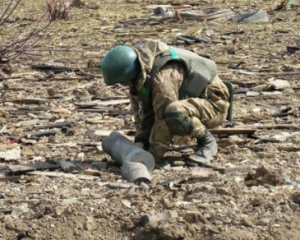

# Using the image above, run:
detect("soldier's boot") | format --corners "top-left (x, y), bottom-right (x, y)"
top-left (188, 128), bottom-right (217, 164)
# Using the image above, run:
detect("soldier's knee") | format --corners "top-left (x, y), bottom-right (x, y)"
top-left (164, 105), bottom-right (193, 136)
top-left (165, 102), bottom-right (185, 114)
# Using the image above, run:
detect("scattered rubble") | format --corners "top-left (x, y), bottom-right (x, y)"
top-left (1, 0), bottom-right (300, 239)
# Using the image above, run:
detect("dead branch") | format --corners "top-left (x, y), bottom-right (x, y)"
top-left (46, 0), bottom-right (71, 21)
top-left (0, 0), bottom-right (73, 63)
top-left (0, 0), bottom-right (22, 26)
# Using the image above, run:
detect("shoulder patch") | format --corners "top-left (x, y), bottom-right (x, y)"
top-left (169, 48), bottom-right (179, 60)
top-left (140, 87), bottom-right (150, 97)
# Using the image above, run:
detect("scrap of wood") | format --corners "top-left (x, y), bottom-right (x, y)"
top-left (77, 66), bottom-right (102, 78)
top-left (90, 129), bottom-right (255, 141)
top-left (94, 99), bottom-right (130, 106)
top-left (8, 165), bottom-right (35, 173)
top-left (59, 161), bottom-right (76, 172)
top-left (27, 162), bottom-right (59, 170)
top-left (278, 146), bottom-right (300, 152)
top-left (76, 102), bottom-right (110, 108)
top-left (0, 175), bottom-right (23, 182)
top-left (76, 100), bottom-right (129, 108)
top-left (214, 166), bottom-right (252, 175)
top-left (86, 117), bottom-right (118, 124)
top-left (108, 182), bottom-right (134, 189)
top-left (77, 108), bottom-right (110, 113)
top-left (0, 208), bottom-right (11, 214)
top-left (0, 144), bottom-right (21, 161)
top-left (26, 171), bottom-right (99, 180)
top-left (146, 4), bottom-right (192, 10)
top-left (36, 122), bottom-right (74, 129)
top-left (236, 124), bottom-right (300, 130)
top-left (189, 161), bottom-right (251, 174)
top-left (84, 168), bottom-right (101, 176)
top-left (256, 132), bottom-right (300, 143)
top-left (0, 98), bottom-right (47, 104)
top-left (210, 128), bottom-right (256, 135)
top-left (14, 119), bottom-right (41, 128)
top-left (30, 130), bottom-right (58, 139)
top-left (234, 69), bottom-right (300, 76)
top-left (49, 142), bottom-right (78, 147)
top-left (31, 65), bottom-right (77, 73)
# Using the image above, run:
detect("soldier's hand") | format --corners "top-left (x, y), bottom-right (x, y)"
top-left (135, 142), bottom-right (144, 149)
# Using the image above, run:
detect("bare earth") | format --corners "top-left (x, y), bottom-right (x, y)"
top-left (1, 0), bottom-right (300, 239)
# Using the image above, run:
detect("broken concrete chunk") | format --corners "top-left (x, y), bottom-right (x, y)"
top-left (267, 79), bottom-right (290, 90)
top-left (0, 144), bottom-right (21, 161)
top-left (246, 91), bottom-right (260, 97)
top-left (245, 165), bottom-right (285, 187)
top-left (75, 152), bottom-right (85, 161)
top-left (235, 10), bottom-right (269, 24)
top-left (140, 210), bottom-right (179, 227)
top-left (190, 167), bottom-right (214, 178)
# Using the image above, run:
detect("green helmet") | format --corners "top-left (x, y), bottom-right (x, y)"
top-left (101, 46), bottom-right (141, 85)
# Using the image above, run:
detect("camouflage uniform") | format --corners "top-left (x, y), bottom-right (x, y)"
top-left (129, 39), bottom-right (230, 161)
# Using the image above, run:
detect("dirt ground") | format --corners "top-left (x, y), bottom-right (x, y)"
top-left (1, 0), bottom-right (300, 239)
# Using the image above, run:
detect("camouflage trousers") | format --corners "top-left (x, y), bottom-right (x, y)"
top-left (149, 73), bottom-right (229, 161)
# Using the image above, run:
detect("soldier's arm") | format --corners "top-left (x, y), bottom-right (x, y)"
top-left (149, 63), bottom-right (184, 160)
top-left (129, 90), bottom-right (154, 148)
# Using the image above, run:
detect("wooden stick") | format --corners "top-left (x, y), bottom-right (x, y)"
top-left (234, 69), bottom-right (300, 76)
top-left (210, 128), bottom-right (256, 135)
top-left (235, 124), bottom-right (300, 130)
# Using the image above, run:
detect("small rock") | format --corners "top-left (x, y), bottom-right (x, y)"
top-left (246, 91), bottom-right (259, 97)
top-left (91, 161), bottom-right (107, 170)
top-left (11, 205), bottom-right (29, 219)
top-left (240, 218), bottom-right (253, 227)
top-left (121, 200), bottom-right (131, 209)
top-left (216, 187), bottom-right (231, 195)
top-left (84, 216), bottom-right (96, 231)
top-left (75, 152), bottom-right (85, 161)
top-left (289, 201), bottom-right (299, 211)
top-left (252, 107), bottom-right (261, 113)
top-left (183, 211), bottom-right (207, 223)
top-left (172, 161), bottom-right (186, 166)
top-left (258, 218), bottom-right (270, 226)
top-left (54, 204), bottom-right (69, 216)
top-left (234, 176), bottom-right (243, 183)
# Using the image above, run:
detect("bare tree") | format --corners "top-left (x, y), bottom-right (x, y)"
top-left (0, 0), bottom-right (71, 64)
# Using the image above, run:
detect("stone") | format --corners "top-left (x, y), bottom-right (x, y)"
top-left (84, 216), bottom-right (96, 231)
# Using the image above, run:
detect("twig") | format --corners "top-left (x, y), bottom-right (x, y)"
top-left (77, 66), bottom-right (102, 78)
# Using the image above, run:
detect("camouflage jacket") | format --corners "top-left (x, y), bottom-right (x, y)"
top-left (129, 39), bottom-right (229, 148)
